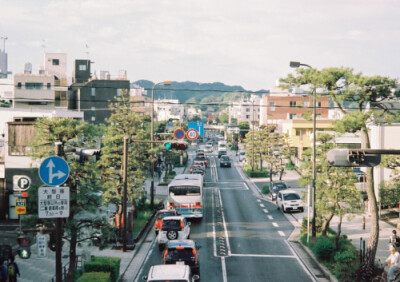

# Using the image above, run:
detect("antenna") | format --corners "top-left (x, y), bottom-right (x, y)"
top-left (0, 36), bottom-right (8, 52)
top-left (41, 39), bottom-right (46, 53)
top-left (85, 44), bottom-right (90, 59)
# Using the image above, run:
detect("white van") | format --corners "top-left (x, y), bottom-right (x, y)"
top-left (217, 140), bottom-right (227, 151)
top-left (143, 264), bottom-right (199, 282)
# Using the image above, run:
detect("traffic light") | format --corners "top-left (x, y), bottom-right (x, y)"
top-left (49, 231), bottom-right (56, 252)
top-left (74, 148), bottom-right (101, 163)
top-left (327, 149), bottom-right (381, 167)
top-left (163, 141), bottom-right (188, 150)
top-left (17, 236), bottom-right (31, 259)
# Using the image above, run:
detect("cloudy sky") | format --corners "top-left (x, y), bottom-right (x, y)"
top-left (1, 0), bottom-right (399, 90)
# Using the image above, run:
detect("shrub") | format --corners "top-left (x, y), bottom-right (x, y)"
top-left (285, 161), bottom-right (296, 170)
top-left (84, 256), bottom-right (121, 282)
top-left (262, 185), bottom-right (269, 194)
top-left (77, 272), bottom-right (111, 282)
top-left (313, 237), bottom-right (335, 261)
top-left (334, 250), bottom-right (356, 263)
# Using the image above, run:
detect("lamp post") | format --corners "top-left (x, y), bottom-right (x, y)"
top-left (290, 61), bottom-right (317, 237)
top-left (150, 81), bottom-right (171, 208)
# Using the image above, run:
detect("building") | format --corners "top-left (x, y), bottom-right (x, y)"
top-left (0, 108), bottom-right (83, 220)
top-left (129, 84), bottom-right (148, 116)
top-left (228, 95), bottom-right (260, 126)
top-left (153, 99), bottom-right (186, 121)
top-left (69, 60), bottom-right (130, 124)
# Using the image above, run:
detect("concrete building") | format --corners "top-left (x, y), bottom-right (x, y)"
top-left (153, 99), bottom-right (186, 121)
top-left (0, 108), bottom-right (83, 220)
top-left (228, 95), bottom-right (260, 126)
top-left (69, 60), bottom-right (130, 124)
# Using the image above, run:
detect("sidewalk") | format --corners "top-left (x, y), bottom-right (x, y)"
top-left (14, 165), bottom-right (187, 282)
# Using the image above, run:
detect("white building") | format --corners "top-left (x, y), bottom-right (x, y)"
top-left (228, 94), bottom-right (260, 126)
top-left (153, 99), bottom-right (186, 121)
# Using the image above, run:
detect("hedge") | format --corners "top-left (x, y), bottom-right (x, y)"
top-left (84, 256), bottom-right (121, 282)
top-left (77, 272), bottom-right (111, 282)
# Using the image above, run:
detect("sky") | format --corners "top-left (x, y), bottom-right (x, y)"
top-left (1, 0), bottom-right (400, 91)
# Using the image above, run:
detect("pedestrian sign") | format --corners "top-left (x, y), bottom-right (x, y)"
top-left (39, 156), bottom-right (70, 186)
top-left (38, 186), bottom-right (70, 218)
top-left (15, 199), bottom-right (26, 215)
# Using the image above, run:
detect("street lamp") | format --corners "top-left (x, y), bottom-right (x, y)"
top-left (150, 81), bottom-right (171, 208)
top-left (289, 61), bottom-right (317, 237)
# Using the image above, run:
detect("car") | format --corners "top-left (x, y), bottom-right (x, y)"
top-left (154, 209), bottom-right (178, 235)
top-left (196, 152), bottom-right (205, 159)
top-left (220, 155), bottom-right (231, 167)
top-left (204, 144), bottom-right (213, 153)
top-left (218, 149), bottom-right (227, 158)
top-left (142, 264), bottom-right (199, 282)
top-left (276, 190), bottom-right (304, 213)
top-left (190, 167), bottom-right (205, 176)
top-left (191, 142), bottom-right (198, 147)
top-left (196, 149), bottom-right (204, 155)
top-left (239, 150), bottom-right (246, 161)
top-left (162, 239), bottom-right (201, 275)
top-left (193, 157), bottom-right (207, 168)
top-left (270, 182), bottom-right (288, 201)
top-left (157, 216), bottom-right (191, 250)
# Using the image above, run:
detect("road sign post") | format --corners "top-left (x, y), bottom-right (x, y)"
top-left (38, 186), bottom-right (70, 218)
top-left (39, 156), bottom-right (70, 186)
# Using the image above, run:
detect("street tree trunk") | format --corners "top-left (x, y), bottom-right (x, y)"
top-left (321, 211), bottom-right (334, 237)
top-left (66, 225), bottom-right (78, 282)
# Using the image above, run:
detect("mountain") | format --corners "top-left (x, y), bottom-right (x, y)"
top-left (132, 80), bottom-right (268, 107)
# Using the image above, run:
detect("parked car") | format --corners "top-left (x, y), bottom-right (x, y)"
top-left (220, 155), bottom-right (231, 167)
top-left (270, 182), bottom-right (288, 201)
top-left (276, 190), bottom-right (304, 213)
top-left (157, 216), bottom-right (191, 250)
top-left (162, 239), bottom-right (201, 276)
top-left (154, 209), bottom-right (178, 235)
top-left (239, 150), bottom-right (246, 161)
top-left (142, 264), bottom-right (199, 282)
top-left (218, 149), bottom-right (227, 158)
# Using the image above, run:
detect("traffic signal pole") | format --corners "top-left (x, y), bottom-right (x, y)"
top-left (55, 142), bottom-right (63, 282)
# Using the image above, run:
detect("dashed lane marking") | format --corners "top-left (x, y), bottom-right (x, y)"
top-left (272, 222), bottom-right (279, 227)
top-left (263, 209), bottom-right (268, 213)
top-left (267, 215), bottom-right (273, 220)
top-left (278, 231), bottom-right (285, 237)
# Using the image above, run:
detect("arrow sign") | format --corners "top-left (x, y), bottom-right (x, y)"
top-left (39, 156), bottom-right (70, 186)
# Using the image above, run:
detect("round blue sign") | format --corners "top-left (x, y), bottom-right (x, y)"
top-left (174, 129), bottom-right (185, 140)
top-left (39, 156), bottom-right (70, 186)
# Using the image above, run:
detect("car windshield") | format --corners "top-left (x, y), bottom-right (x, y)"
top-left (240, 152), bottom-right (245, 155)
top-left (165, 248), bottom-right (195, 261)
top-left (162, 220), bottom-right (181, 229)
top-left (169, 186), bottom-right (200, 195)
top-left (272, 183), bottom-right (287, 191)
top-left (221, 156), bottom-right (230, 161)
top-left (283, 193), bottom-right (300, 200)
top-left (157, 212), bottom-right (176, 219)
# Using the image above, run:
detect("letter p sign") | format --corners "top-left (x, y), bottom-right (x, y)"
top-left (13, 175), bottom-right (32, 192)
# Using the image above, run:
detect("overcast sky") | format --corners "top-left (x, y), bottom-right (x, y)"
top-left (1, 0), bottom-right (399, 91)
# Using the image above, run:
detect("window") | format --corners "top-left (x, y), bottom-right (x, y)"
top-left (246, 115), bottom-right (250, 119)
top-left (52, 59), bottom-right (60, 66)
top-left (303, 101), bottom-right (310, 108)
top-left (91, 116), bottom-right (96, 122)
top-left (91, 107), bottom-right (95, 111)
top-left (47, 83), bottom-right (51, 89)
top-left (290, 101), bottom-right (296, 107)
top-left (17, 82), bottom-right (22, 89)
top-left (116, 89), bottom-right (121, 97)
top-left (91, 88), bottom-right (96, 97)
top-left (246, 108), bottom-right (250, 112)
top-left (270, 102), bottom-right (275, 111)
top-left (317, 102), bottom-right (322, 108)
top-left (288, 113), bottom-right (296, 119)
top-left (25, 83), bottom-right (43, 90)
top-left (79, 64), bottom-right (87, 71)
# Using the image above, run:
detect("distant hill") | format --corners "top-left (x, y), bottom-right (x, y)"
top-left (132, 80), bottom-right (269, 108)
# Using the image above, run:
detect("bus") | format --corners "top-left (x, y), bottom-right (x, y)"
top-left (167, 174), bottom-right (204, 219)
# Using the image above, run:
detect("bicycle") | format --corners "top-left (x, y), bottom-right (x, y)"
top-left (372, 265), bottom-right (400, 282)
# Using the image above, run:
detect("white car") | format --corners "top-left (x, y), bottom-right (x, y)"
top-left (157, 216), bottom-right (191, 250)
top-left (143, 264), bottom-right (199, 282)
top-left (204, 144), bottom-right (213, 153)
top-left (276, 189), bottom-right (304, 213)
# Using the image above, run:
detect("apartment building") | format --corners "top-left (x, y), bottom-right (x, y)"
top-left (153, 99), bottom-right (186, 121)
top-left (228, 95), bottom-right (260, 126)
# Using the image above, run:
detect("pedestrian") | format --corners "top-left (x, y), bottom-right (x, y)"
top-left (389, 230), bottom-right (400, 251)
top-left (157, 165), bottom-right (162, 179)
top-left (7, 255), bottom-right (20, 282)
top-left (0, 259), bottom-right (7, 282)
top-left (383, 245), bottom-right (400, 282)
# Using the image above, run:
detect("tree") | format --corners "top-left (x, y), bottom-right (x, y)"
top-left (238, 121), bottom-right (249, 139)
top-left (99, 90), bottom-right (150, 241)
top-left (27, 117), bottom-right (107, 281)
top-left (281, 67), bottom-right (398, 267)
top-left (218, 113), bottom-right (229, 124)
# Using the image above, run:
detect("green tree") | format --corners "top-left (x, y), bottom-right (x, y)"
top-left (281, 67), bottom-right (398, 267)
top-left (99, 91), bottom-right (150, 237)
top-left (218, 113), bottom-right (229, 124)
top-left (238, 121), bottom-right (249, 139)
top-left (27, 117), bottom-right (106, 281)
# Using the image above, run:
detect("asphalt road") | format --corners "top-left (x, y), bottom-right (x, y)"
top-left (133, 144), bottom-right (315, 282)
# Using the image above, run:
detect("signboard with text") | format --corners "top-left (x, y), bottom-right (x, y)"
top-left (15, 198), bottom-right (26, 215)
top-left (37, 234), bottom-right (47, 258)
top-left (188, 122), bottom-right (204, 137)
top-left (38, 186), bottom-right (70, 218)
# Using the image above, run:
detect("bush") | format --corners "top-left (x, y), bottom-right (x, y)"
top-left (334, 250), bottom-right (356, 263)
top-left (77, 272), bottom-right (111, 282)
top-left (262, 185), bottom-right (269, 194)
top-left (285, 161), bottom-right (296, 170)
top-left (313, 236), bottom-right (335, 261)
top-left (84, 256), bottom-right (121, 282)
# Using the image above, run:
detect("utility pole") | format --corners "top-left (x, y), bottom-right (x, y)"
top-left (122, 137), bottom-right (128, 252)
top-left (54, 142), bottom-right (63, 282)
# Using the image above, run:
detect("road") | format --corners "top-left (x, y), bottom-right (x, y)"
top-left (133, 142), bottom-right (315, 282)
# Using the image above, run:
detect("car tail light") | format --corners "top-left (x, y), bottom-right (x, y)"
top-left (192, 249), bottom-right (198, 259)
top-left (180, 221), bottom-right (184, 230)
top-left (163, 249), bottom-right (168, 260)
top-left (176, 246), bottom-right (184, 250)
top-left (196, 202), bottom-right (201, 206)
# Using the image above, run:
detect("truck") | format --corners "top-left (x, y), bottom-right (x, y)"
top-left (217, 140), bottom-right (227, 151)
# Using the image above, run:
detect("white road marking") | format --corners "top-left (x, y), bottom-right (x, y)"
top-left (212, 190), bottom-right (217, 257)
top-left (278, 231), bottom-right (285, 236)
top-left (272, 222), bottom-right (279, 227)
top-left (218, 189), bottom-right (231, 255)
top-left (221, 256), bottom-right (228, 282)
top-left (284, 240), bottom-right (318, 282)
top-left (267, 215), bottom-right (273, 220)
top-left (257, 199), bottom-right (261, 203)
top-left (263, 209), bottom-right (268, 213)
top-left (259, 203), bottom-right (265, 207)
top-left (243, 182), bottom-right (249, 190)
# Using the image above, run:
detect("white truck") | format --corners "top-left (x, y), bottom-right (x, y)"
top-left (217, 140), bottom-right (227, 151)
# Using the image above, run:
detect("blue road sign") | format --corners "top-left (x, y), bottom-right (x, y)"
top-left (188, 122), bottom-right (204, 136)
top-left (39, 156), bottom-right (70, 186)
top-left (174, 129), bottom-right (185, 140)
